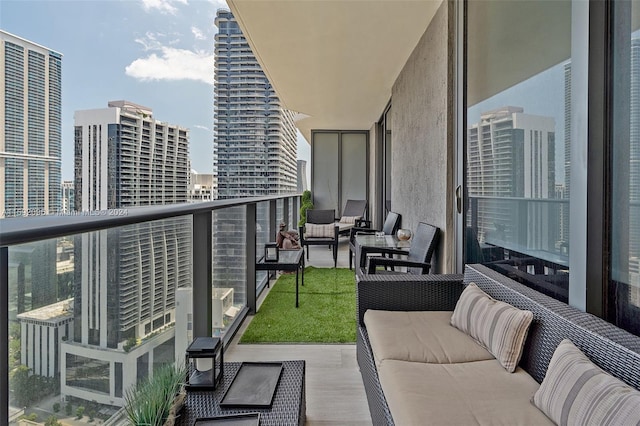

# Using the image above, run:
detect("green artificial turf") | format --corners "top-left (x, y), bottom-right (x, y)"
top-left (240, 267), bottom-right (356, 343)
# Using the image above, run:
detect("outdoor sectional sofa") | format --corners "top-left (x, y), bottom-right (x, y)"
top-left (356, 264), bottom-right (640, 425)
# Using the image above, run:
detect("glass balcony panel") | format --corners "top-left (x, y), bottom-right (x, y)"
top-left (7, 214), bottom-right (192, 416)
top-left (212, 206), bottom-right (246, 336)
top-left (256, 201), bottom-right (270, 294)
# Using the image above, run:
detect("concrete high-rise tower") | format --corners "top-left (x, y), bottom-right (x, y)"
top-left (210, 10), bottom-right (298, 310)
top-left (468, 106), bottom-right (556, 251)
top-left (63, 101), bottom-right (191, 406)
top-left (214, 9), bottom-right (298, 199)
top-left (0, 30), bottom-right (62, 217)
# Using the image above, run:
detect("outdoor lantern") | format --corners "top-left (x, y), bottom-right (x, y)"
top-left (264, 242), bottom-right (279, 262)
top-left (185, 336), bottom-right (223, 391)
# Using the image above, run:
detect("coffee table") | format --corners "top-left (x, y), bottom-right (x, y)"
top-left (355, 234), bottom-right (410, 268)
top-left (256, 249), bottom-right (304, 307)
top-left (176, 360), bottom-right (305, 426)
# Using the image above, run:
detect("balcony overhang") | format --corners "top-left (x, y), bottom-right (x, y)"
top-left (227, 0), bottom-right (443, 142)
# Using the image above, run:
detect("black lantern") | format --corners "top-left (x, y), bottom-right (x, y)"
top-left (264, 242), bottom-right (279, 262)
top-left (185, 337), bottom-right (223, 391)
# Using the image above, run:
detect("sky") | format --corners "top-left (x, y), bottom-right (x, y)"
top-left (0, 0), bottom-right (311, 181)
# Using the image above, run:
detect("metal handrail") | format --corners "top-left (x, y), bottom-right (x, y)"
top-left (0, 193), bottom-right (300, 247)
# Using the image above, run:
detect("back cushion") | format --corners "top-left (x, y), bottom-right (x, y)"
top-left (305, 223), bottom-right (335, 238)
top-left (451, 283), bottom-right (533, 373)
top-left (533, 339), bottom-right (640, 426)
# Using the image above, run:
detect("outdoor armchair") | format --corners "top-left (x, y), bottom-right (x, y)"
top-left (348, 211), bottom-right (401, 270)
top-left (336, 199), bottom-right (368, 237)
top-left (365, 222), bottom-right (440, 275)
top-left (299, 209), bottom-right (339, 267)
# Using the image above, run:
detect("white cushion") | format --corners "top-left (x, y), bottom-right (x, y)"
top-left (378, 359), bottom-right (553, 426)
top-left (364, 310), bottom-right (494, 366)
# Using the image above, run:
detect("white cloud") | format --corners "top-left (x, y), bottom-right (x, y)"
top-left (141, 0), bottom-right (188, 15)
top-left (193, 125), bottom-right (211, 131)
top-left (126, 46), bottom-right (214, 84)
top-left (191, 27), bottom-right (206, 41)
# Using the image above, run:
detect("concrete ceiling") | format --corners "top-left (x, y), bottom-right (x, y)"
top-left (227, 0), bottom-right (443, 142)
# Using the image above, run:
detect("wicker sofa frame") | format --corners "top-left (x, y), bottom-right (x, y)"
top-left (356, 264), bottom-right (640, 425)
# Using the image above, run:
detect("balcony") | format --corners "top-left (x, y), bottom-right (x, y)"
top-left (0, 195), bottom-right (370, 424)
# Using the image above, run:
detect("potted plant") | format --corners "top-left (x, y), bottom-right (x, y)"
top-left (123, 363), bottom-right (186, 426)
top-left (298, 190), bottom-right (313, 227)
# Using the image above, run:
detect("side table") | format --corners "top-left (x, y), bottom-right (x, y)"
top-left (176, 360), bottom-right (306, 426)
top-left (256, 249), bottom-right (305, 307)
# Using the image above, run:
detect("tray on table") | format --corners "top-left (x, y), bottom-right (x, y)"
top-left (219, 362), bottom-right (283, 409)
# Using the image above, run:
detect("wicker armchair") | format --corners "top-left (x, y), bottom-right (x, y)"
top-left (335, 199), bottom-right (368, 237)
top-left (348, 211), bottom-right (401, 270)
top-left (364, 222), bottom-right (439, 275)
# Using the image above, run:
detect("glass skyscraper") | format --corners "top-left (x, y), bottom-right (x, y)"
top-left (0, 30), bottom-right (62, 217)
top-left (214, 9), bottom-right (298, 199)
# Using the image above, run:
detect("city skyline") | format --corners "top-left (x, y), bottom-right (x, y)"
top-left (0, 1), bottom-right (311, 183)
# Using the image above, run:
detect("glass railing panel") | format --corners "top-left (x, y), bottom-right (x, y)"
top-left (256, 201), bottom-right (270, 293)
top-left (276, 198), bottom-right (284, 229)
top-left (211, 206), bottom-right (246, 337)
top-left (7, 214), bottom-right (192, 421)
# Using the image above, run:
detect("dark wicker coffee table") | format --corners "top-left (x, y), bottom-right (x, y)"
top-left (176, 360), bottom-right (305, 426)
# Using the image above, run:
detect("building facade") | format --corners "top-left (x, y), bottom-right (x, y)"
top-left (188, 170), bottom-right (216, 202)
top-left (214, 9), bottom-right (298, 199)
top-left (61, 180), bottom-right (74, 213)
top-left (0, 30), bottom-right (62, 217)
top-left (467, 106), bottom-right (557, 254)
top-left (296, 159), bottom-right (308, 193)
top-left (63, 101), bottom-right (191, 406)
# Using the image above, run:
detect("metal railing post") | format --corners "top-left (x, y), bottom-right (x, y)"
top-left (283, 198), bottom-right (290, 229)
top-left (269, 200), bottom-right (277, 240)
top-left (246, 203), bottom-right (257, 314)
top-left (193, 212), bottom-right (212, 337)
top-left (1, 247), bottom-right (8, 422)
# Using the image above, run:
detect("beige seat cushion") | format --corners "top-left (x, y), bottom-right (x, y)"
top-left (378, 359), bottom-right (553, 426)
top-left (364, 310), bottom-right (493, 366)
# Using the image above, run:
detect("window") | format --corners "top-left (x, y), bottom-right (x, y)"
top-left (609, 0), bottom-right (640, 335)
top-left (466, 0), bottom-right (574, 302)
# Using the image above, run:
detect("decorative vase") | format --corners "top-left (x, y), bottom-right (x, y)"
top-left (397, 229), bottom-right (412, 241)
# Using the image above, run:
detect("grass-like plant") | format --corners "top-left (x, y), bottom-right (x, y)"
top-left (123, 363), bottom-right (186, 426)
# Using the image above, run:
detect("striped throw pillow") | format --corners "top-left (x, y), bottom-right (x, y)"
top-left (305, 223), bottom-right (335, 238)
top-left (339, 215), bottom-right (361, 224)
top-left (450, 283), bottom-right (533, 372)
top-left (533, 339), bottom-right (640, 426)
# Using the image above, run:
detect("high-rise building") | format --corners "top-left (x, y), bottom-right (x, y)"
top-left (562, 62), bottom-right (572, 248)
top-left (468, 106), bottom-right (556, 252)
top-left (61, 180), bottom-right (74, 213)
top-left (211, 10), bottom-right (299, 313)
top-left (188, 170), bottom-right (216, 201)
top-left (0, 30), bottom-right (62, 217)
top-left (63, 101), bottom-right (191, 406)
top-left (630, 38), bottom-right (640, 261)
top-left (297, 159), bottom-right (308, 193)
top-left (214, 9), bottom-right (298, 199)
